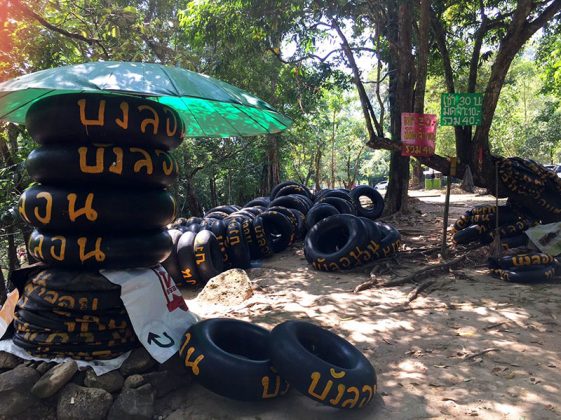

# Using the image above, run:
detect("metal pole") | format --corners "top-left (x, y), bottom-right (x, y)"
top-left (441, 160), bottom-right (453, 259)
top-left (495, 161), bottom-right (501, 257)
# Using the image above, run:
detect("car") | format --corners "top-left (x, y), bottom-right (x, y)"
top-left (374, 180), bottom-right (388, 190)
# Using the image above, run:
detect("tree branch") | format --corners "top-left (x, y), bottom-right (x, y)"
top-left (13, 0), bottom-right (109, 59)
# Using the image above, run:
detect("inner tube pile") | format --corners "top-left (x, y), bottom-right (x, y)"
top-left (304, 215), bottom-right (400, 271)
top-left (451, 204), bottom-right (533, 250)
top-left (488, 252), bottom-right (558, 283)
top-left (498, 157), bottom-right (561, 223)
top-left (179, 318), bottom-right (377, 409)
top-left (163, 182), bottom-right (388, 283)
top-left (14, 93), bottom-right (184, 359)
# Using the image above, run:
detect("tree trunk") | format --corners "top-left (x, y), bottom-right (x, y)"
top-left (330, 109), bottom-right (336, 189)
top-left (384, 0), bottom-right (414, 214)
top-left (314, 145), bottom-right (322, 191)
top-left (266, 135), bottom-right (281, 193)
top-left (209, 174), bottom-right (218, 208)
top-left (6, 224), bottom-right (19, 271)
top-left (185, 176), bottom-right (203, 216)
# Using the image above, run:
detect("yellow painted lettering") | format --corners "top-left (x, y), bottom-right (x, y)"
top-left (33, 192), bottom-right (52, 224)
top-left (130, 147), bottom-right (154, 174)
top-left (308, 372), bottom-right (333, 401)
top-left (138, 104), bottom-right (159, 135)
top-left (49, 236), bottom-right (66, 261)
top-left (184, 347), bottom-right (204, 375)
top-left (77, 237), bottom-right (106, 262)
top-left (18, 193), bottom-right (31, 223)
top-left (261, 375), bottom-right (281, 399)
top-left (342, 386), bottom-right (360, 408)
top-left (115, 101), bottom-right (129, 129)
top-left (155, 150), bottom-right (174, 176)
top-left (58, 295), bottom-right (75, 308)
top-left (31, 234), bottom-right (44, 259)
top-left (109, 147), bottom-right (124, 174)
top-left (329, 384), bottom-right (346, 406)
top-left (164, 108), bottom-right (177, 137)
top-left (78, 99), bottom-right (105, 127)
top-left (67, 193), bottom-right (98, 222)
top-left (359, 385), bottom-right (374, 408)
top-left (79, 146), bottom-right (104, 174)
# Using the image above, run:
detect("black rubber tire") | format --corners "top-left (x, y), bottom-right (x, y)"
top-left (350, 186), bottom-right (384, 220)
top-left (493, 264), bottom-right (556, 283)
top-left (19, 185), bottom-right (175, 232)
top-left (160, 229), bottom-right (184, 284)
top-left (366, 222), bottom-right (401, 261)
top-left (244, 197), bottom-right (271, 208)
top-left (179, 318), bottom-right (288, 401)
top-left (269, 320), bottom-right (376, 409)
top-left (231, 210), bottom-right (256, 220)
top-left (206, 219), bottom-right (230, 267)
top-left (258, 211), bottom-right (294, 253)
top-left (488, 252), bottom-right (554, 270)
top-left (26, 145), bottom-right (178, 188)
top-left (193, 230), bottom-right (225, 283)
top-left (26, 93), bottom-right (184, 150)
top-left (203, 211), bottom-right (229, 220)
top-left (270, 181), bottom-right (301, 200)
top-left (269, 195), bottom-right (309, 215)
top-left (241, 207), bottom-right (264, 216)
top-left (176, 231), bottom-right (203, 287)
top-left (317, 197), bottom-right (355, 215)
top-left (359, 217), bottom-right (382, 244)
top-left (238, 218), bottom-right (260, 260)
top-left (250, 216), bottom-right (274, 258)
top-left (13, 315), bottom-right (136, 344)
top-left (320, 190), bottom-right (353, 204)
top-left (304, 215), bottom-right (368, 271)
top-left (273, 184), bottom-right (312, 200)
top-left (28, 268), bottom-right (121, 292)
top-left (500, 234), bottom-right (529, 250)
top-left (185, 224), bottom-right (202, 233)
top-left (287, 208), bottom-right (306, 240)
top-left (226, 220), bottom-right (251, 268)
top-left (305, 203), bottom-right (340, 230)
top-left (206, 206), bottom-right (238, 215)
top-left (453, 224), bottom-right (487, 245)
top-left (28, 229), bottom-right (172, 269)
top-left (267, 206), bottom-right (298, 245)
top-left (21, 282), bottom-right (122, 313)
top-left (16, 307), bottom-right (131, 333)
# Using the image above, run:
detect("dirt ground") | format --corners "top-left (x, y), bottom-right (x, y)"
top-left (168, 191), bottom-right (561, 420)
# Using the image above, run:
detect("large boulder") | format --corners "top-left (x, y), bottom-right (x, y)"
top-left (196, 268), bottom-right (253, 306)
top-left (57, 383), bottom-right (113, 420)
top-left (0, 366), bottom-right (40, 416)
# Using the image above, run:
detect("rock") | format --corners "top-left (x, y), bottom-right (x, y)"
top-left (142, 370), bottom-right (191, 398)
top-left (31, 360), bottom-right (78, 399)
top-left (0, 351), bottom-right (22, 369)
top-left (36, 362), bottom-right (55, 375)
top-left (57, 383), bottom-right (113, 420)
top-left (120, 348), bottom-right (156, 376)
top-left (84, 369), bottom-right (124, 393)
top-left (107, 383), bottom-right (154, 420)
top-left (196, 268), bottom-right (253, 306)
top-left (0, 366), bottom-right (40, 416)
top-left (123, 374), bottom-right (145, 389)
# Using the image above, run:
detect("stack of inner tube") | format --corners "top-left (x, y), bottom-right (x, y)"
top-left (304, 214), bottom-right (400, 272)
top-left (179, 318), bottom-right (377, 409)
top-left (14, 93), bottom-right (184, 359)
top-left (14, 269), bottom-right (138, 360)
top-left (497, 157), bottom-right (561, 223)
top-left (488, 251), bottom-right (558, 283)
top-left (163, 182), bottom-right (387, 284)
top-left (451, 204), bottom-right (533, 250)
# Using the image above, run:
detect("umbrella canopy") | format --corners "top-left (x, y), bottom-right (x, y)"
top-left (0, 61), bottom-right (292, 137)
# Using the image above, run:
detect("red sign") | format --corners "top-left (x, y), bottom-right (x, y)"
top-left (400, 113), bottom-right (437, 157)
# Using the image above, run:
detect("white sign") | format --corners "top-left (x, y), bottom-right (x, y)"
top-left (101, 265), bottom-right (199, 364)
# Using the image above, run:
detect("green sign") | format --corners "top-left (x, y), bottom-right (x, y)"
top-left (440, 93), bottom-right (482, 126)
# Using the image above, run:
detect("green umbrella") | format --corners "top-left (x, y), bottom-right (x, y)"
top-left (0, 61), bottom-right (292, 137)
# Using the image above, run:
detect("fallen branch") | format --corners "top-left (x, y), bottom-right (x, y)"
top-left (353, 278), bottom-right (377, 293)
top-left (379, 255), bottom-right (467, 287)
top-left (463, 347), bottom-right (500, 361)
top-left (406, 279), bottom-right (435, 303)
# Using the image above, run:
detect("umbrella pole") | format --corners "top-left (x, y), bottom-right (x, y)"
top-left (495, 161), bottom-right (501, 257)
top-left (441, 158), bottom-right (453, 259)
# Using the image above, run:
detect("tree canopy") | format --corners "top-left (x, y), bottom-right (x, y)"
top-left (1, 0), bottom-right (561, 272)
